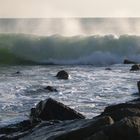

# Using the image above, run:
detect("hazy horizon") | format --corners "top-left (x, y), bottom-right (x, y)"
top-left (0, 0), bottom-right (140, 18)
top-left (0, 18), bottom-right (140, 36)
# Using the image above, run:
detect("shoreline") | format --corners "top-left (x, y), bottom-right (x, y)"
top-left (0, 95), bottom-right (140, 140)
top-left (0, 64), bottom-right (140, 139)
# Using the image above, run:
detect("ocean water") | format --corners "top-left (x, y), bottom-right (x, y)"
top-left (0, 64), bottom-right (139, 126)
top-left (0, 34), bottom-right (140, 65)
top-left (0, 18), bottom-right (140, 126)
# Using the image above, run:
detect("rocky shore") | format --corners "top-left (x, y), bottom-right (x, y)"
top-left (0, 69), bottom-right (140, 140)
top-left (0, 95), bottom-right (140, 140)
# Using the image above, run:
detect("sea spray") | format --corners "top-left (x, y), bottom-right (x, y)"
top-left (0, 33), bottom-right (140, 65)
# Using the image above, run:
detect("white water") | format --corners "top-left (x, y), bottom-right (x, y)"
top-left (0, 34), bottom-right (140, 65)
top-left (0, 64), bottom-right (139, 126)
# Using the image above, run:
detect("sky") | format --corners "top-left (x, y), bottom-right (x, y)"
top-left (0, 0), bottom-right (140, 17)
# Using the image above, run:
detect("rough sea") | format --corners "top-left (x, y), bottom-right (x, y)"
top-left (0, 64), bottom-right (139, 126)
top-left (0, 18), bottom-right (140, 126)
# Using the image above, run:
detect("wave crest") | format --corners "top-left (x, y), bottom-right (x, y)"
top-left (0, 33), bottom-right (140, 65)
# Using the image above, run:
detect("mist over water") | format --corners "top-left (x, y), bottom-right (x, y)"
top-left (0, 18), bottom-right (140, 36)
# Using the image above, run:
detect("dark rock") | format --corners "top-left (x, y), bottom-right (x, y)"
top-left (0, 120), bottom-right (57, 140)
top-left (86, 131), bottom-right (109, 140)
top-left (44, 86), bottom-right (57, 92)
top-left (101, 98), bottom-right (140, 121)
top-left (16, 71), bottom-right (21, 74)
top-left (137, 81), bottom-right (140, 94)
top-left (123, 59), bottom-right (137, 64)
top-left (130, 64), bottom-right (140, 71)
top-left (21, 116), bottom-right (114, 140)
top-left (0, 120), bottom-right (31, 134)
top-left (56, 70), bottom-right (69, 80)
top-left (0, 120), bottom-right (33, 139)
top-left (2, 97), bottom-right (140, 140)
top-left (30, 98), bottom-right (85, 122)
top-left (2, 98), bottom-right (140, 140)
top-left (105, 68), bottom-right (112, 70)
top-left (102, 107), bottom-right (140, 122)
top-left (104, 116), bottom-right (140, 140)
top-left (13, 71), bottom-right (21, 75)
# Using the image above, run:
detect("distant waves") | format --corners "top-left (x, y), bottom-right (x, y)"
top-left (0, 33), bottom-right (140, 65)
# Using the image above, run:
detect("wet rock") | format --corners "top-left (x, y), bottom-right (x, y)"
top-left (0, 120), bottom-right (33, 139)
top-left (30, 98), bottom-right (85, 122)
top-left (0, 120), bottom-right (57, 140)
top-left (101, 98), bottom-right (140, 121)
top-left (0, 120), bottom-right (31, 134)
top-left (130, 64), bottom-right (140, 71)
top-left (137, 81), bottom-right (140, 94)
top-left (21, 116), bottom-right (114, 140)
top-left (105, 68), bottom-right (112, 70)
top-left (56, 70), bottom-right (69, 79)
top-left (15, 71), bottom-right (21, 74)
top-left (102, 107), bottom-right (140, 122)
top-left (13, 71), bottom-right (21, 75)
top-left (123, 59), bottom-right (137, 64)
top-left (104, 116), bottom-right (140, 140)
top-left (2, 98), bottom-right (140, 140)
top-left (86, 131), bottom-right (109, 140)
top-left (44, 86), bottom-right (57, 92)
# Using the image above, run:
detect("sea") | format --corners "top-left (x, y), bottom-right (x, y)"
top-left (0, 18), bottom-right (140, 126)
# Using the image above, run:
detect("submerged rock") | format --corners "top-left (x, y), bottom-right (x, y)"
top-left (123, 59), bottom-right (137, 64)
top-left (30, 98), bottom-right (85, 122)
top-left (130, 64), bottom-right (140, 71)
top-left (105, 68), bottom-right (112, 70)
top-left (13, 71), bottom-right (21, 75)
top-left (15, 71), bottom-right (21, 74)
top-left (56, 70), bottom-right (69, 79)
top-left (44, 86), bottom-right (57, 92)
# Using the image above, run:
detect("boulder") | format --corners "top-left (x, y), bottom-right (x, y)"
top-left (21, 116), bottom-right (114, 140)
top-left (123, 59), bottom-right (137, 64)
top-left (44, 86), bottom-right (57, 92)
top-left (56, 70), bottom-right (69, 79)
top-left (2, 98), bottom-right (140, 140)
top-left (137, 81), bottom-right (140, 94)
top-left (0, 120), bottom-right (59, 140)
top-left (105, 68), bottom-right (112, 70)
top-left (101, 98), bottom-right (140, 121)
top-left (102, 107), bottom-right (140, 122)
top-left (104, 116), bottom-right (140, 140)
top-left (130, 64), bottom-right (140, 71)
top-left (30, 98), bottom-right (85, 122)
top-left (0, 120), bottom-right (33, 139)
top-left (86, 131), bottom-right (109, 140)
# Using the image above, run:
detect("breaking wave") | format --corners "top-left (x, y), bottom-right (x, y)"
top-left (0, 33), bottom-right (140, 66)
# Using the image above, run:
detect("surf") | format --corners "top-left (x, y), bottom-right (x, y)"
top-left (0, 33), bottom-right (140, 65)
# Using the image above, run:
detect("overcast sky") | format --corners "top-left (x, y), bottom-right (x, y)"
top-left (0, 0), bottom-right (140, 17)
